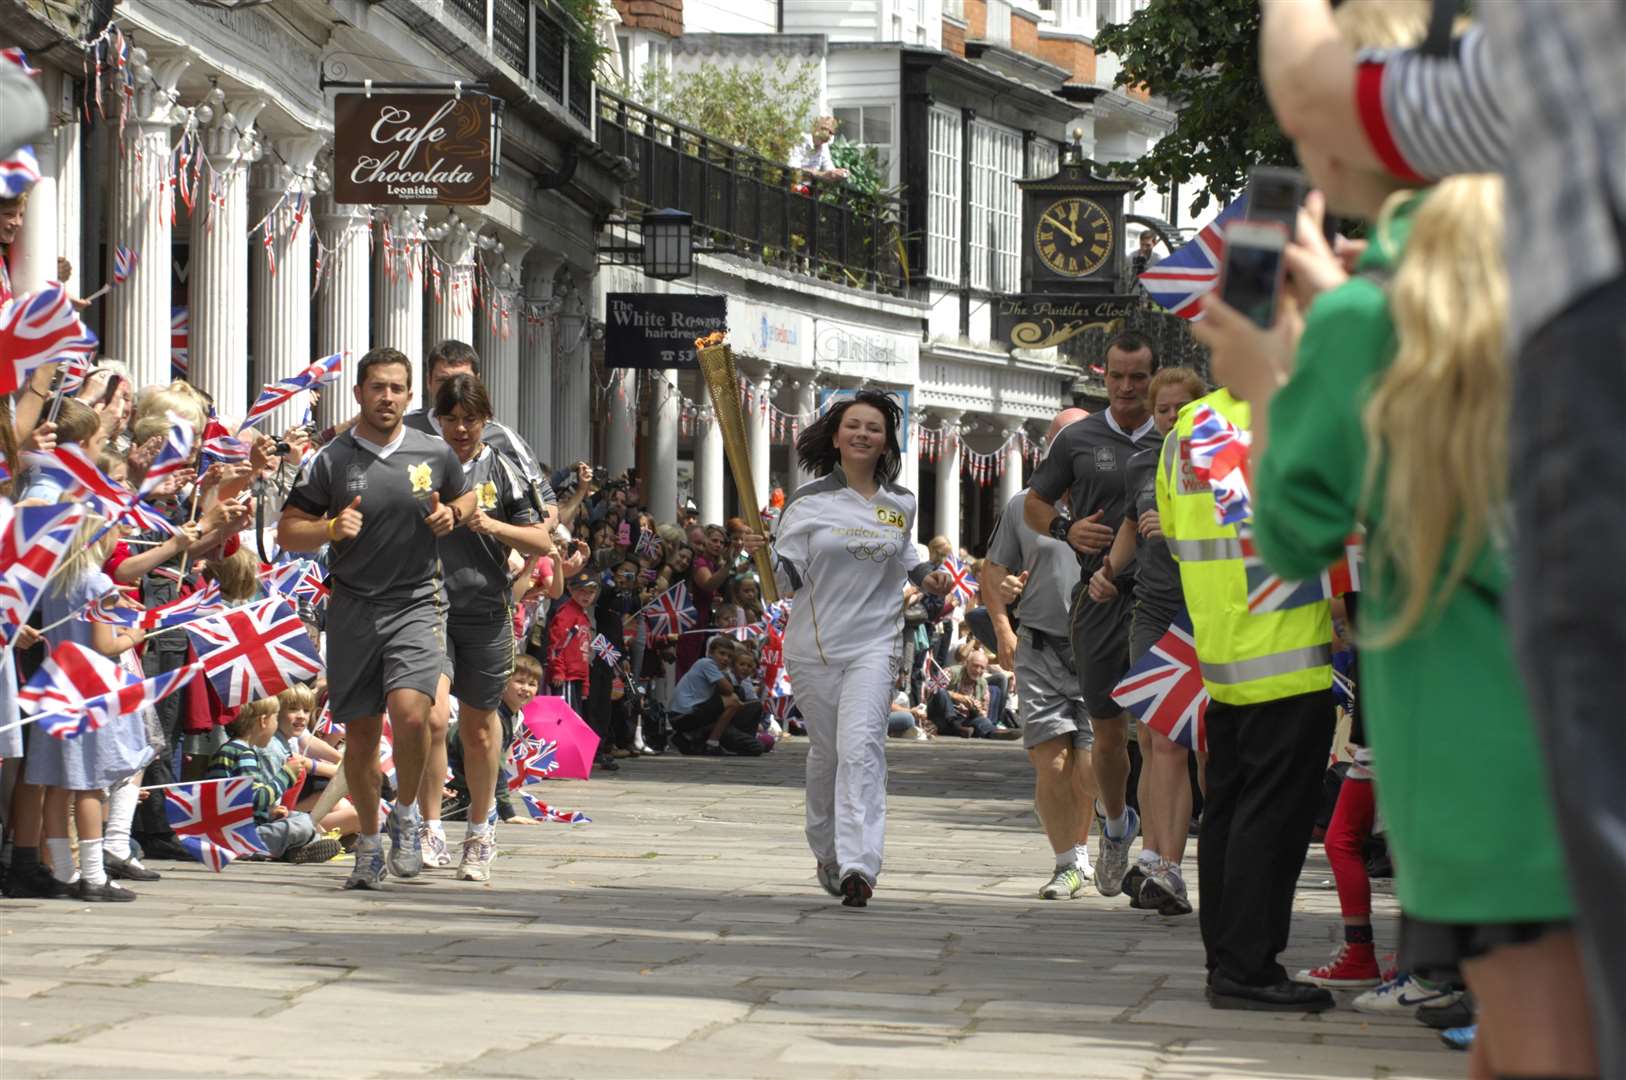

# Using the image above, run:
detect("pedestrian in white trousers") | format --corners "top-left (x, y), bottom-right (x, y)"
top-left (743, 391), bottom-right (953, 908)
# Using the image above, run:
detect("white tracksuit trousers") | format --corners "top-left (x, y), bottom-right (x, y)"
top-left (789, 649), bottom-right (898, 884)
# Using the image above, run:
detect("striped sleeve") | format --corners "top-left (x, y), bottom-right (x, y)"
top-left (1355, 26), bottom-right (1509, 182)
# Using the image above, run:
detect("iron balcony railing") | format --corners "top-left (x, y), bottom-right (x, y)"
top-left (442, 0), bottom-right (593, 127)
top-left (594, 89), bottom-right (907, 295)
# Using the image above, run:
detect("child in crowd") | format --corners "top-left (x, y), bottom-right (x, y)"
top-left (667, 636), bottom-right (764, 757)
top-left (448, 655), bottom-right (544, 826)
top-left (267, 685), bottom-right (359, 838)
top-left (547, 573), bottom-right (597, 714)
top-left (204, 698), bottom-right (340, 863)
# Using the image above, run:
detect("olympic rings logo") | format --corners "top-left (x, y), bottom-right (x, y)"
top-left (846, 540), bottom-right (898, 560)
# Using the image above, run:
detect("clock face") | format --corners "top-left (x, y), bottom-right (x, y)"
top-left (1033, 197), bottom-right (1113, 278)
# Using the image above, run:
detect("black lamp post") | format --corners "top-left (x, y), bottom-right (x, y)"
top-left (641, 208), bottom-right (694, 280)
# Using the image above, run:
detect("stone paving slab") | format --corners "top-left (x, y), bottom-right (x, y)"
top-left (1, 739), bottom-right (1464, 1078)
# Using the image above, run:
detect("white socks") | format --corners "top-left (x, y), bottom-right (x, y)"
top-left (1104, 809), bottom-right (1130, 840)
top-left (1138, 848), bottom-right (1161, 869)
top-left (426, 819), bottom-right (446, 841)
top-left (1054, 847), bottom-right (1079, 871)
top-left (79, 839), bottom-right (107, 885)
top-left (104, 782), bottom-right (140, 861)
top-left (45, 837), bottom-right (77, 884)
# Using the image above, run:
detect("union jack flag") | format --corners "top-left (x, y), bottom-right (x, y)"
top-left (0, 146), bottom-right (40, 199)
top-left (313, 701), bottom-right (343, 738)
top-left (19, 642), bottom-right (201, 740)
top-left (83, 592), bottom-right (140, 628)
top-left (0, 283), bottom-right (97, 395)
top-left (200, 413), bottom-right (250, 470)
top-left (239, 352), bottom-right (344, 433)
top-left (518, 793), bottom-right (590, 824)
top-left (138, 581), bottom-right (223, 631)
top-left (170, 307), bottom-right (188, 378)
top-left (635, 527), bottom-right (660, 562)
top-left (117, 498), bottom-right (178, 537)
top-left (638, 582), bottom-right (699, 637)
top-left (923, 652), bottom-right (951, 696)
top-left (262, 559), bottom-right (327, 605)
top-left (1239, 532), bottom-right (1362, 614)
top-left (1111, 614), bottom-right (1208, 751)
top-left (54, 350), bottom-right (93, 395)
top-left (944, 558), bottom-right (979, 603)
top-left (1, 47), bottom-right (41, 76)
top-left (184, 597), bottom-right (322, 706)
top-left (137, 411), bottom-right (196, 498)
top-left (1139, 193), bottom-right (1248, 320)
top-left (25, 443), bottom-right (129, 508)
top-left (165, 777), bottom-right (269, 870)
top-left (589, 633), bottom-right (621, 668)
top-left (112, 244), bottom-right (138, 285)
top-left (505, 736), bottom-right (559, 790)
top-left (0, 503), bottom-right (86, 648)
top-left (1186, 404), bottom-right (1254, 526)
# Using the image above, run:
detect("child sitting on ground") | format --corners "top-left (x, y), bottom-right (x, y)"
top-left (205, 698), bottom-right (341, 863)
top-left (266, 685), bottom-right (360, 839)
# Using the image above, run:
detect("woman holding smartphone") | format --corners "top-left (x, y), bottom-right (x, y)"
top-left (742, 391), bottom-right (953, 907)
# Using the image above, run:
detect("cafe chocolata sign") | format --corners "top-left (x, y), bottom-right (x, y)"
top-left (333, 92), bottom-right (492, 205)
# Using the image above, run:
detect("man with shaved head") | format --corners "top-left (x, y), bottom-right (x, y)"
top-left (984, 408), bottom-right (1100, 898)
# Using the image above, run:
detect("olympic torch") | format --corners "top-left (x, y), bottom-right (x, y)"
top-left (694, 333), bottom-right (779, 604)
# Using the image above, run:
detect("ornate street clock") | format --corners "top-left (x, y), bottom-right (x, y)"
top-left (1033, 196), bottom-right (1113, 279)
top-left (1017, 153), bottom-right (1138, 294)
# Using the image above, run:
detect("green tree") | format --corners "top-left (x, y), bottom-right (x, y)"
top-left (624, 60), bottom-right (821, 166)
top-left (1095, 0), bottom-right (1293, 217)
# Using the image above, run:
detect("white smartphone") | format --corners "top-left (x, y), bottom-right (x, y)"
top-left (1219, 220), bottom-right (1290, 328)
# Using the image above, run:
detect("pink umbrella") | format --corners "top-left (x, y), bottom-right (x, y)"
top-left (521, 695), bottom-right (600, 780)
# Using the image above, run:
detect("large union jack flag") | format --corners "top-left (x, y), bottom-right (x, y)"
top-left (1239, 531), bottom-right (1363, 614)
top-left (1112, 614), bottom-right (1208, 751)
top-left (0, 282), bottom-right (98, 395)
top-left (165, 777), bottom-right (269, 871)
top-left (1139, 194), bottom-right (1248, 321)
top-left (0, 502), bottom-right (86, 648)
top-left (638, 582), bottom-right (699, 637)
top-left (185, 596), bottom-right (322, 706)
top-left (19, 641), bottom-right (201, 739)
top-left (240, 352), bottom-right (344, 433)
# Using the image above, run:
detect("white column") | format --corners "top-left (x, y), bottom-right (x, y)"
top-left (933, 409), bottom-right (963, 551)
top-left (477, 239), bottom-right (528, 425)
top-left (553, 276), bottom-right (591, 467)
top-left (190, 97), bottom-right (262, 414)
top-left (107, 58), bottom-right (188, 389)
top-left (248, 136), bottom-right (320, 433)
top-left (518, 251), bottom-right (563, 465)
top-left (648, 370), bottom-right (680, 524)
top-left (54, 86), bottom-right (84, 295)
top-left (10, 84), bottom-right (59, 294)
top-left (695, 398), bottom-right (725, 526)
top-left (788, 377), bottom-right (817, 493)
top-left (744, 364), bottom-right (775, 513)
top-left (999, 427), bottom-right (1025, 506)
top-left (605, 367), bottom-right (637, 478)
top-left (899, 406), bottom-right (923, 520)
top-left (426, 214), bottom-right (477, 352)
top-left (374, 207), bottom-right (425, 404)
top-left (313, 192), bottom-right (370, 429)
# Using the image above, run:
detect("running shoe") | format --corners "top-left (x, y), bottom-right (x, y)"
top-left (419, 825), bottom-right (454, 869)
top-left (385, 803), bottom-right (422, 879)
top-left (1353, 972), bottom-right (1463, 1015)
top-left (1137, 861), bottom-right (1193, 917)
top-left (1040, 864), bottom-right (1086, 900)
top-left (1094, 805), bottom-right (1139, 898)
top-left (840, 871), bottom-right (873, 908)
top-left (344, 842), bottom-right (387, 890)
top-left (1439, 1024), bottom-right (1476, 1051)
top-left (456, 831), bottom-right (496, 883)
top-left (1297, 942), bottom-right (1381, 989)
top-left (816, 862), bottom-right (842, 897)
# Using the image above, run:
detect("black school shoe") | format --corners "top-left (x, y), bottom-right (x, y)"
top-left (104, 853), bottom-right (162, 882)
top-left (1207, 974), bottom-right (1334, 1012)
top-left (1415, 994), bottom-right (1475, 1030)
top-left (73, 878), bottom-right (137, 902)
top-left (840, 872), bottom-right (873, 909)
top-left (3, 864), bottom-right (71, 899)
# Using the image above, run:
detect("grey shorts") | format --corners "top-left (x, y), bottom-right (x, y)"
top-left (1071, 577), bottom-right (1135, 719)
top-left (327, 594), bottom-right (446, 723)
top-left (1018, 627), bottom-right (1093, 751)
top-left (1129, 605), bottom-right (1178, 666)
top-left (446, 607), bottom-right (516, 712)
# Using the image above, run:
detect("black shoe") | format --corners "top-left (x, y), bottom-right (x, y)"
top-left (285, 838), bottom-right (343, 865)
top-left (840, 872), bottom-right (873, 909)
top-left (104, 853), bottom-right (162, 882)
top-left (594, 754), bottom-right (621, 772)
top-left (719, 728), bottom-right (765, 757)
top-left (1125, 864), bottom-right (1150, 908)
top-left (1208, 974), bottom-right (1334, 1012)
top-left (4, 864), bottom-right (70, 899)
top-left (1415, 995), bottom-right (1474, 1030)
top-left (73, 878), bottom-right (138, 902)
top-left (135, 835), bottom-right (196, 861)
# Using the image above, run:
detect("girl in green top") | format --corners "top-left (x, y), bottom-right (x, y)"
top-left (1192, 4), bottom-right (1596, 1074)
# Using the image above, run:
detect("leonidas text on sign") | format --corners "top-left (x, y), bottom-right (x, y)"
top-left (333, 92), bottom-right (492, 205)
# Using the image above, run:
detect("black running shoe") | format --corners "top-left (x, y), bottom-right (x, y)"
top-left (840, 872), bottom-right (873, 908)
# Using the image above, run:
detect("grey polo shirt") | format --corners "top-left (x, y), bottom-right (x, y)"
top-left (1028, 409), bottom-right (1159, 580)
top-left (284, 426), bottom-right (469, 606)
top-left (439, 444), bottom-right (540, 615)
top-left (984, 489), bottom-right (1076, 639)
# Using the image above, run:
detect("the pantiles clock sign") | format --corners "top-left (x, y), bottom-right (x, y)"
top-left (994, 153), bottom-right (1140, 349)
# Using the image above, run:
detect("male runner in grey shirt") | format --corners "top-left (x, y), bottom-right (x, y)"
top-left (279, 347), bottom-right (476, 890)
top-left (985, 408), bottom-right (1100, 901)
top-left (1024, 331), bottom-right (1159, 898)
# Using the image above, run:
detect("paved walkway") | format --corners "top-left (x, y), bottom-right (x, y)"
top-left (1, 739), bottom-right (1463, 1079)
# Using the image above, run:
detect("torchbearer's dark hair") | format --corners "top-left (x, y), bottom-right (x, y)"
top-left (795, 389), bottom-right (904, 485)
